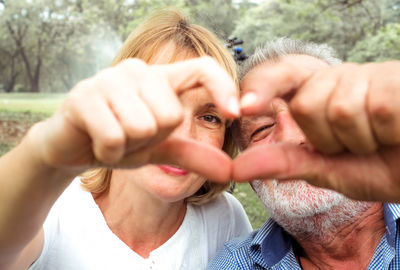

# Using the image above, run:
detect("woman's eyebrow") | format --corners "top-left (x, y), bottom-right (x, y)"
top-left (203, 103), bottom-right (216, 109)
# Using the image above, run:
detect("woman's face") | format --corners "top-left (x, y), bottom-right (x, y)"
top-left (112, 43), bottom-right (229, 202)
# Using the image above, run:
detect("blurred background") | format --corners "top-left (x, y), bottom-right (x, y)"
top-left (0, 0), bottom-right (399, 228)
top-left (1, 0), bottom-right (399, 94)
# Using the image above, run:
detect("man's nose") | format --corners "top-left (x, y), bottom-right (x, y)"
top-left (272, 99), bottom-right (307, 145)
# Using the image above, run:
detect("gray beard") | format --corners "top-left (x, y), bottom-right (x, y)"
top-left (252, 179), bottom-right (374, 241)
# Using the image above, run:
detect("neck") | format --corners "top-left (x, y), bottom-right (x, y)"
top-left (93, 171), bottom-right (187, 258)
top-left (291, 203), bottom-right (385, 270)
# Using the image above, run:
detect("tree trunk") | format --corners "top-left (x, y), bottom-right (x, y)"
top-left (6, 21), bottom-right (42, 93)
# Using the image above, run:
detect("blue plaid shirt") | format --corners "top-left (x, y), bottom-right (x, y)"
top-left (208, 204), bottom-right (400, 270)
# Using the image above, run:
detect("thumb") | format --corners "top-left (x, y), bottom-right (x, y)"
top-left (150, 137), bottom-right (233, 183)
top-left (233, 143), bottom-right (395, 201)
top-left (233, 143), bottom-right (326, 184)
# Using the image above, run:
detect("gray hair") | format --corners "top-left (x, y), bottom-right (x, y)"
top-left (239, 37), bottom-right (342, 80)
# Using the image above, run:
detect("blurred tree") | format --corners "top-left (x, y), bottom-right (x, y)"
top-left (348, 23), bottom-right (400, 62)
top-left (1, 0), bottom-right (398, 93)
top-left (185, 0), bottom-right (239, 39)
top-left (0, 0), bottom-right (88, 92)
top-left (0, 49), bottom-right (20, 93)
top-left (0, 17), bottom-right (20, 93)
top-left (232, 0), bottom-right (400, 61)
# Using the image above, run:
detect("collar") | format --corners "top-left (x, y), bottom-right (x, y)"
top-left (249, 219), bottom-right (292, 268)
top-left (250, 203), bottom-right (400, 268)
top-left (384, 203), bottom-right (400, 247)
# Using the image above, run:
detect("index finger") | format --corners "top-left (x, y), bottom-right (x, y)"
top-left (157, 56), bottom-right (240, 118)
top-left (239, 60), bottom-right (313, 116)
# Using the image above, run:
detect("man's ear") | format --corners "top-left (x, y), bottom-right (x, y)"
top-left (231, 119), bottom-right (244, 151)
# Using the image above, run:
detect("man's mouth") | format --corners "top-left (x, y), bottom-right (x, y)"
top-left (156, 165), bottom-right (188, 176)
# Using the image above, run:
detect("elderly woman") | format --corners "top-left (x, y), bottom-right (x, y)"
top-left (0, 9), bottom-right (251, 270)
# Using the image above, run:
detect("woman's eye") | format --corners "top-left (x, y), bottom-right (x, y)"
top-left (201, 115), bottom-right (222, 124)
top-left (250, 123), bottom-right (275, 140)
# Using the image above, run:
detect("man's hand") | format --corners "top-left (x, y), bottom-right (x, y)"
top-left (240, 61), bottom-right (400, 155)
top-left (234, 60), bottom-right (400, 202)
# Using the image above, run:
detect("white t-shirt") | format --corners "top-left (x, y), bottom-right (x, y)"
top-left (29, 179), bottom-right (252, 270)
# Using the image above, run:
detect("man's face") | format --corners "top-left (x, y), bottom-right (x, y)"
top-left (237, 55), bottom-right (350, 222)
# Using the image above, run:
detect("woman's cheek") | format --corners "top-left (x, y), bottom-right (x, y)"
top-left (200, 128), bottom-right (225, 148)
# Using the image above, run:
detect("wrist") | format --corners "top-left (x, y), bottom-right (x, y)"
top-left (23, 121), bottom-right (80, 181)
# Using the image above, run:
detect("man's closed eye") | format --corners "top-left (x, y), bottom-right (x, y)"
top-left (250, 123), bottom-right (275, 142)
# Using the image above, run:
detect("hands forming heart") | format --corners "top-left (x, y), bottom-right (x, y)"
top-left (34, 57), bottom-right (400, 203)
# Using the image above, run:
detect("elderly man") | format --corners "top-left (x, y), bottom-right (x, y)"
top-left (232, 40), bottom-right (400, 202)
top-left (208, 38), bottom-right (400, 269)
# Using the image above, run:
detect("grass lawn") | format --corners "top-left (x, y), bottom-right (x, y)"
top-left (233, 183), bottom-right (269, 229)
top-left (0, 93), bottom-right (269, 229)
top-left (0, 93), bottom-right (65, 115)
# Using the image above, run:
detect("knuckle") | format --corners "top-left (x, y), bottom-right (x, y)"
top-left (65, 81), bottom-right (93, 109)
top-left (91, 69), bottom-right (116, 91)
top-left (99, 133), bottom-right (126, 151)
top-left (369, 101), bottom-right (394, 124)
top-left (128, 123), bottom-right (158, 139)
top-left (95, 134), bottom-right (125, 164)
top-left (73, 78), bottom-right (92, 91)
top-left (158, 109), bottom-right (184, 130)
top-left (70, 78), bottom-right (95, 98)
top-left (327, 101), bottom-right (359, 127)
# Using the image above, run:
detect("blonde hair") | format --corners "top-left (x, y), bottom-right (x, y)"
top-left (81, 8), bottom-right (238, 205)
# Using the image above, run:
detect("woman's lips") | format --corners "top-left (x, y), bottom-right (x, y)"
top-left (157, 165), bottom-right (188, 176)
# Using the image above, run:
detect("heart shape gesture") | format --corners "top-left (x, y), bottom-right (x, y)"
top-left (25, 56), bottom-right (400, 203)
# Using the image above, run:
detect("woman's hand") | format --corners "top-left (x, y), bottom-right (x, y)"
top-left (30, 57), bottom-right (238, 181)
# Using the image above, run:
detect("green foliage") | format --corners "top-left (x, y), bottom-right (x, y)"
top-left (0, 0), bottom-right (399, 90)
top-left (232, 0), bottom-right (400, 61)
top-left (349, 23), bottom-right (400, 62)
top-left (186, 0), bottom-right (238, 39)
top-left (233, 183), bottom-right (269, 229)
top-left (0, 0), bottom-right (241, 93)
top-left (0, 142), bottom-right (15, 156)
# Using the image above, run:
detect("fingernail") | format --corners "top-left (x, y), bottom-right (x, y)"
top-left (227, 96), bottom-right (240, 116)
top-left (240, 92), bottom-right (258, 108)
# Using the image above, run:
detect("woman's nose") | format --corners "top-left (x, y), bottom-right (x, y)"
top-left (171, 114), bottom-right (195, 139)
